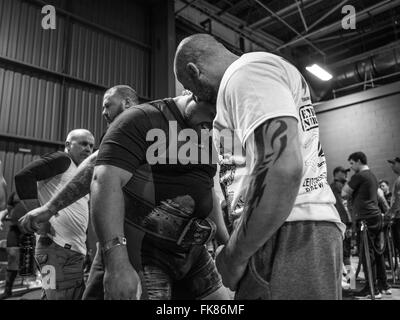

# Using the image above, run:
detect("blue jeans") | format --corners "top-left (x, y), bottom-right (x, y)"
top-left (83, 239), bottom-right (222, 300)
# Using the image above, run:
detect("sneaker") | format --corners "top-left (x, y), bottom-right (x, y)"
top-left (381, 288), bottom-right (392, 295)
top-left (354, 286), bottom-right (382, 300)
top-left (379, 285), bottom-right (392, 295)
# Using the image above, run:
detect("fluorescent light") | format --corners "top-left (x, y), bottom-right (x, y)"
top-left (306, 64), bottom-right (333, 81)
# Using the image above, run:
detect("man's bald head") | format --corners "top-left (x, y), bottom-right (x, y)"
top-left (174, 34), bottom-right (227, 79)
top-left (102, 85), bottom-right (139, 125)
top-left (66, 129), bottom-right (94, 144)
top-left (174, 34), bottom-right (238, 103)
top-left (65, 129), bottom-right (95, 165)
top-left (104, 85), bottom-right (139, 105)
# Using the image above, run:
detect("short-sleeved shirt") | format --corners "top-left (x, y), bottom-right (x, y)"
top-left (213, 52), bottom-right (345, 235)
top-left (348, 170), bottom-right (381, 220)
top-left (96, 99), bottom-right (216, 228)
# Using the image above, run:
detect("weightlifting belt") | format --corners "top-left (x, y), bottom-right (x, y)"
top-left (127, 199), bottom-right (216, 249)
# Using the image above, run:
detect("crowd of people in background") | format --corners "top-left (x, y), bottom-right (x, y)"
top-left (331, 153), bottom-right (400, 299)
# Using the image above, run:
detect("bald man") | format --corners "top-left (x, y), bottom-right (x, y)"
top-left (19, 85), bottom-right (139, 232)
top-left (18, 85), bottom-right (141, 299)
top-left (175, 34), bottom-right (345, 300)
top-left (15, 129), bottom-right (95, 300)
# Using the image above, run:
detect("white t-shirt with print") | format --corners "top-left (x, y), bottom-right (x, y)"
top-left (213, 52), bottom-right (345, 235)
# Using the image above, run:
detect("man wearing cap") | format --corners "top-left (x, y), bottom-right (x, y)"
top-left (387, 157), bottom-right (400, 255)
top-left (330, 167), bottom-right (352, 266)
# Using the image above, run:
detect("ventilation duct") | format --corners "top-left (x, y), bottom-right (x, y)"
top-left (334, 46), bottom-right (400, 88)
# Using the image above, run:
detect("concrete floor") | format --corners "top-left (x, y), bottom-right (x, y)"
top-left (2, 256), bottom-right (400, 300)
top-left (343, 256), bottom-right (400, 300)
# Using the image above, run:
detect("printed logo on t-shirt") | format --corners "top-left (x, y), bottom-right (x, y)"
top-left (299, 105), bottom-right (319, 132)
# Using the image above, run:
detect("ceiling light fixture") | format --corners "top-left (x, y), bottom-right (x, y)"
top-left (306, 64), bottom-right (333, 81)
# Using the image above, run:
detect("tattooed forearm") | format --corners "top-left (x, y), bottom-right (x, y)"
top-left (47, 154), bottom-right (97, 213)
top-left (242, 120), bottom-right (288, 235)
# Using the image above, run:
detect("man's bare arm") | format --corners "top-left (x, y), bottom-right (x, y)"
top-left (46, 151), bottom-right (98, 214)
top-left (209, 188), bottom-right (229, 246)
top-left (91, 164), bottom-right (132, 263)
top-left (91, 164), bottom-right (141, 300)
top-left (225, 117), bottom-right (303, 265)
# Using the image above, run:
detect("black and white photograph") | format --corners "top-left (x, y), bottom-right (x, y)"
top-left (0, 0), bottom-right (399, 307)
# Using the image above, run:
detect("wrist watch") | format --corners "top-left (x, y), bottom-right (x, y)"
top-left (102, 236), bottom-right (127, 254)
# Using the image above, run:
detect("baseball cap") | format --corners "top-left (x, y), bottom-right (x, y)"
top-left (333, 166), bottom-right (350, 175)
top-left (387, 157), bottom-right (400, 164)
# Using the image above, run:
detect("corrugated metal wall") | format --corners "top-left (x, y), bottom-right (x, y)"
top-left (0, 0), bottom-right (153, 195)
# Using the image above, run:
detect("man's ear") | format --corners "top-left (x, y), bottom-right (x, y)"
top-left (123, 98), bottom-right (130, 108)
top-left (186, 62), bottom-right (200, 80)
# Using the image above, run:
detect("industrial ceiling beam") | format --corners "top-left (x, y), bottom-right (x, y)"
top-left (327, 39), bottom-right (400, 66)
top-left (312, 33), bottom-right (358, 43)
top-left (175, 0), bottom-right (200, 15)
top-left (216, 0), bottom-right (249, 16)
top-left (276, 0), bottom-right (400, 50)
top-left (252, 0), bottom-right (326, 56)
top-left (249, 0), bottom-right (318, 29)
top-left (306, 0), bottom-right (349, 33)
top-left (295, 0), bottom-right (309, 32)
top-left (320, 19), bottom-right (395, 54)
top-left (176, 0), bottom-right (283, 50)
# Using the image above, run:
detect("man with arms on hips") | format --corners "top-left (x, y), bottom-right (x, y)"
top-left (174, 33), bottom-right (345, 300)
top-left (15, 129), bottom-right (95, 300)
top-left (91, 93), bottom-right (229, 300)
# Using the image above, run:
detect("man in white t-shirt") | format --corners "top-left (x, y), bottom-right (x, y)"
top-left (174, 33), bottom-right (345, 300)
top-left (15, 129), bottom-right (95, 300)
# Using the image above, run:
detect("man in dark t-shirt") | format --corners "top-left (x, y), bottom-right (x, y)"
top-left (342, 152), bottom-right (390, 298)
top-left (92, 94), bottom-right (229, 300)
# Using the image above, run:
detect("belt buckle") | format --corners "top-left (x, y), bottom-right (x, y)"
top-left (176, 218), bottom-right (215, 247)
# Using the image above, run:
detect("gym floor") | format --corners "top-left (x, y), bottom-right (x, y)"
top-left (2, 257), bottom-right (400, 300)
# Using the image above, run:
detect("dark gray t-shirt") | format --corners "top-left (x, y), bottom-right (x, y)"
top-left (348, 170), bottom-right (381, 219)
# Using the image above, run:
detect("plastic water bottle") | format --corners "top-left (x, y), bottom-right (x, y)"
top-left (19, 234), bottom-right (36, 277)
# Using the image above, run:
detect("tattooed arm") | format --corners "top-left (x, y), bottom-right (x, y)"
top-left (216, 117), bottom-right (303, 290)
top-left (19, 151), bottom-right (98, 233)
top-left (47, 151), bottom-right (98, 213)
